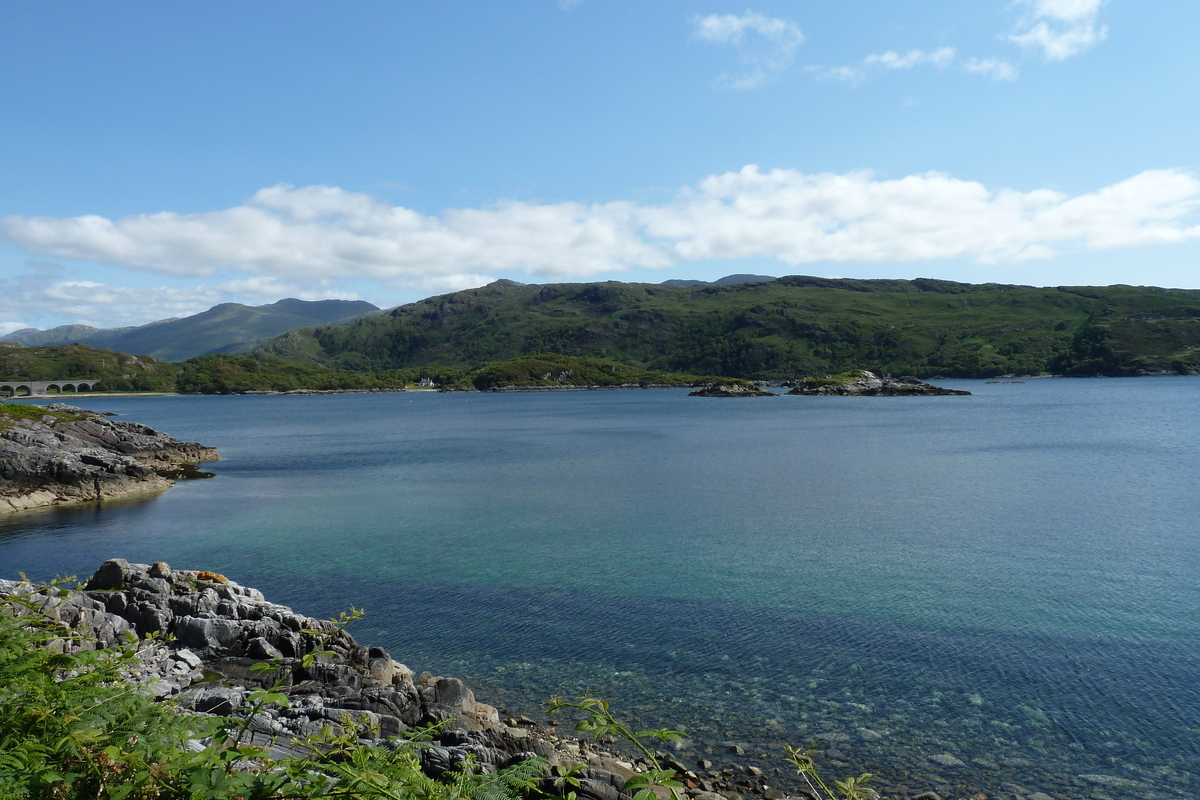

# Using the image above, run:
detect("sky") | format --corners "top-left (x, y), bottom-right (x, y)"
top-left (1, 0), bottom-right (1198, 333)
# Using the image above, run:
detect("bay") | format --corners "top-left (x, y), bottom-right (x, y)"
top-left (2, 379), bottom-right (1198, 798)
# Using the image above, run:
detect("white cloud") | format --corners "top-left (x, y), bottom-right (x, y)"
top-left (0, 186), bottom-right (671, 285)
top-left (641, 167), bottom-right (1200, 265)
top-left (0, 270), bottom-right (372, 331)
top-left (807, 65), bottom-right (865, 85)
top-left (864, 47), bottom-right (956, 70)
top-left (2, 169), bottom-right (1198, 296)
top-left (692, 10), bottom-right (804, 89)
top-left (0, 321), bottom-right (30, 336)
top-left (1010, 0), bottom-right (1108, 60)
top-left (0, 279), bottom-right (224, 329)
top-left (817, 46), bottom-right (1007, 85)
top-left (964, 57), bottom-right (1019, 82)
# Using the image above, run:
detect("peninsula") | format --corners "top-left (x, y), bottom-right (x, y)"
top-left (0, 402), bottom-right (218, 514)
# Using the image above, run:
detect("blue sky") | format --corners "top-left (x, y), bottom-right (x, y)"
top-left (1, 1), bottom-right (1198, 332)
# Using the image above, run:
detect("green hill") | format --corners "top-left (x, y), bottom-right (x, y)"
top-left (2, 298), bottom-right (380, 362)
top-left (0, 345), bottom-right (721, 395)
top-left (252, 277), bottom-right (1200, 379)
top-left (0, 343), bottom-right (179, 392)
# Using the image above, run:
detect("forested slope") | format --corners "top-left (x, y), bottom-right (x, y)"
top-left (253, 277), bottom-right (1200, 379)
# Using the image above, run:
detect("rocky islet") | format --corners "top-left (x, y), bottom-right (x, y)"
top-left (785, 372), bottom-right (971, 397)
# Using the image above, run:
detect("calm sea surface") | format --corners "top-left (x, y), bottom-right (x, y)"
top-left (2, 380), bottom-right (1198, 798)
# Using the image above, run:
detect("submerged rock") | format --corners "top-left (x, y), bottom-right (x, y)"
top-left (0, 403), bottom-right (218, 514)
top-left (786, 371), bottom-right (971, 396)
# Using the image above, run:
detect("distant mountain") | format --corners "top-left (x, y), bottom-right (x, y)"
top-left (662, 274), bottom-right (777, 287)
top-left (3, 324), bottom-right (135, 347)
top-left (1, 299), bottom-right (380, 362)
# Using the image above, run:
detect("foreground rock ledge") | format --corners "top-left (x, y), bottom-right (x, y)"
top-left (0, 559), bottom-right (965, 800)
top-left (0, 402), bottom-right (218, 514)
top-left (0, 560), bottom-right (706, 800)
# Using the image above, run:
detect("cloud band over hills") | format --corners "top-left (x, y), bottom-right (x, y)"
top-left (2, 167), bottom-right (1198, 293)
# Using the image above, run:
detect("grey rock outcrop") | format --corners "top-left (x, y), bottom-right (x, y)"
top-left (786, 371), bottom-right (970, 396)
top-left (0, 560), bottom-right (659, 791)
top-left (688, 384), bottom-right (777, 397)
top-left (1, 559), bottom-right (955, 800)
top-left (1, 559), bottom-right (500, 736)
top-left (0, 403), bottom-right (218, 513)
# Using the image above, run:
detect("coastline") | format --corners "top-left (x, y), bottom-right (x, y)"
top-left (0, 559), bottom-right (899, 800)
top-left (0, 402), bottom-right (219, 515)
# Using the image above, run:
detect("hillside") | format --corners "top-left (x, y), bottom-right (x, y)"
top-left (2, 298), bottom-right (380, 362)
top-left (0, 342), bottom-right (180, 392)
top-left (252, 277), bottom-right (1200, 379)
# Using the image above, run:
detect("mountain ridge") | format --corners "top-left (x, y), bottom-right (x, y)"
top-left (3, 298), bottom-right (381, 362)
top-left (249, 276), bottom-right (1200, 379)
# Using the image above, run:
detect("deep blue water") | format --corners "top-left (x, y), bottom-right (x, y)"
top-left (2, 380), bottom-right (1198, 799)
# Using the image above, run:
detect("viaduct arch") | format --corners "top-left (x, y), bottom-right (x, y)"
top-left (0, 379), bottom-right (100, 398)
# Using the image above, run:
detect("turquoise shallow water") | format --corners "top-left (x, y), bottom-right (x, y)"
top-left (2, 380), bottom-right (1198, 798)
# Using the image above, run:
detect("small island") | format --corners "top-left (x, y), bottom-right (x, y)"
top-left (688, 383), bottom-right (777, 397)
top-left (0, 401), bottom-right (219, 514)
top-left (786, 370), bottom-right (971, 396)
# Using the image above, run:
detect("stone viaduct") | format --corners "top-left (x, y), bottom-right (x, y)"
top-left (0, 379), bottom-right (100, 397)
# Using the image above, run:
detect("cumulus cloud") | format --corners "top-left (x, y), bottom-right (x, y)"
top-left (642, 167), bottom-right (1200, 265)
top-left (0, 277), bottom-right (223, 329)
top-left (864, 47), bottom-right (956, 70)
top-left (3, 170), bottom-right (1199, 289)
top-left (0, 320), bottom-right (30, 336)
top-left (1010, 0), bottom-right (1109, 60)
top-left (0, 269), bottom-right (371, 331)
top-left (963, 57), bottom-right (1019, 81)
top-left (692, 10), bottom-right (805, 89)
top-left (0, 185), bottom-right (670, 286)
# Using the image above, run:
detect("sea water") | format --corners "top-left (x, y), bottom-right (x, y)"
top-left (1, 379), bottom-right (1197, 799)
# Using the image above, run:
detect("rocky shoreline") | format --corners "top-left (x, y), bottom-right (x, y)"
top-left (0, 402), bottom-right (218, 514)
top-left (0, 559), bottom-right (864, 800)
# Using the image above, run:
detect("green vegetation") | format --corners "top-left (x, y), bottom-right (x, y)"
top-left (171, 353), bottom-right (718, 393)
top-left (0, 402), bottom-right (87, 431)
top-left (0, 343), bottom-right (179, 393)
top-left (1, 346), bottom-right (718, 395)
top-left (456, 354), bottom-right (719, 390)
top-left (9, 277), bottom-right (1200, 394)
top-left (175, 354), bottom-right (431, 394)
top-left (251, 277), bottom-right (1200, 379)
top-left (0, 580), bottom-right (546, 800)
top-left (3, 579), bottom-right (890, 800)
top-left (793, 370), bottom-right (871, 390)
